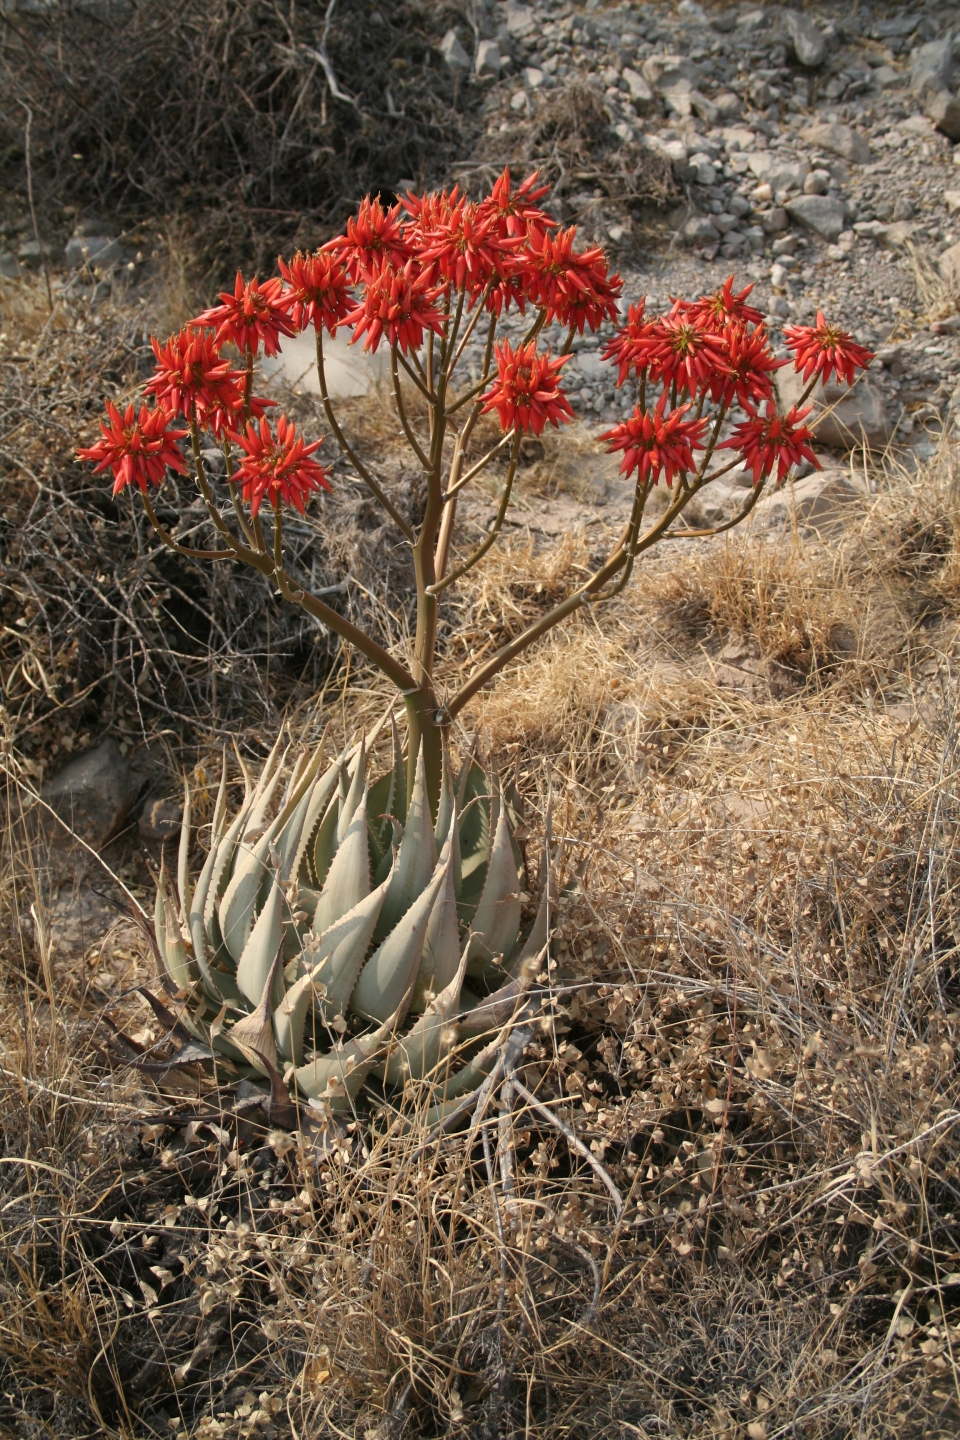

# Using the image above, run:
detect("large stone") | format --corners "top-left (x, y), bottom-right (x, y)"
top-left (439, 29), bottom-right (470, 74)
top-left (926, 90), bottom-right (960, 142)
top-left (65, 234), bottom-right (123, 268)
top-left (756, 469), bottom-right (864, 536)
top-left (40, 739), bottom-right (144, 848)
top-left (800, 121), bottom-right (872, 164)
top-left (504, 2), bottom-right (535, 37)
top-left (784, 194), bottom-right (846, 242)
top-left (910, 36), bottom-right (954, 96)
top-left (746, 152), bottom-right (809, 192)
top-left (782, 10), bottom-right (826, 69)
top-left (777, 367), bottom-right (891, 451)
top-left (621, 66), bottom-right (655, 109)
top-left (714, 90), bottom-right (743, 119)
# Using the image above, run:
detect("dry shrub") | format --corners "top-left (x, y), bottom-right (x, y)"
top-left (0, 0), bottom-right (471, 274)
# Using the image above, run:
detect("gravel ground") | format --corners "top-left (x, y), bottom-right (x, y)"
top-left (445, 0), bottom-right (960, 459)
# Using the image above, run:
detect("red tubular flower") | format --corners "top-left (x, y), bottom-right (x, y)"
top-left (231, 414), bottom-right (332, 517)
top-left (680, 275), bottom-right (764, 328)
top-left (600, 395), bottom-right (706, 487)
top-left (783, 310), bottom-right (875, 387)
top-left (721, 401), bottom-right (820, 485)
top-left (712, 322), bottom-right (785, 408)
top-left (278, 250), bottom-right (353, 335)
top-left (323, 196), bottom-right (412, 283)
top-left (77, 401), bottom-right (188, 496)
top-left (344, 260), bottom-right (446, 355)
top-left (192, 272), bottom-right (295, 358)
top-left (145, 327), bottom-right (245, 431)
top-left (600, 300), bottom-right (664, 386)
top-left (478, 167), bottom-right (554, 240)
top-left (652, 316), bottom-right (727, 397)
top-left (480, 339), bottom-right (573, 436)
top-left (523, 225), bottom-right (622, 333)
top-left (417, 197), bottom-right (512, 299)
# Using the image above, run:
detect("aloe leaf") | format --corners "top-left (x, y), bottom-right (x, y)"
top-left (203, 801), bottom-right (250, 953)
top-left (177, 778), bottom-right (192, 925)
top-left (293, 754), bottom-right (342, 885)
top-left (465, 795), bottom-right (521, 983)
top-left (311, 789), bottom-right (370, 939)
top-left (411, 838), bottom-right (460, 1013)
top-left (375, 745), bottom-right (438, 941)
top-left (337, 739), bottom-right (366, 844)
top-left (154, 881), bottom-right (167, 975)
top-left (242, 733), bottom-right (287, 838)
top-left (434, 733), bottom-right (455, 849)
top-left (381, 940), bottom-right (467, 1086)
top-left (235, 873), bottom-right (284, 1009)
top-left (159, 865), bottom-right (194, 990)
top-left (229, 943), bottom-right (282, 1074)
top-left (218, 816), bottom-right (284, 963)
top-left (312, 784), bottom-right (342, 889)
top-left (351, 858), bottom-right (447, 1024)
top-left (390, 715), bottom-right (407, 824)
top-left (275, 733), bottom-right (329, 878)
top-left (293, 1005), bottom-right (403, 1107)
top-left (308, 875), bottom-right (389, 1017)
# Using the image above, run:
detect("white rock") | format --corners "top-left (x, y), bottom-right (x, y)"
top-left (782, 9), bottom-right (826, 69)
top-left (510, 90), bottom-right (529, 112)
top-left (939, 239), bottom-right (960, 287)
top-left (475, 39), bottom-right (500, 77)
top-left (800, 121), bottom-right (872, 164)
top-left (524, 66), bottom-right (544, 88)
top-left (746, 152), bottom-right (809, 192)
top-left (504, 2), bottom-right (536, 37)
top-left (438, 29), bottom-right (470, 74)
top-left (621, 67), bottom-right (655, 108)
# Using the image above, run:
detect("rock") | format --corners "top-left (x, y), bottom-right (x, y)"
top-left (510, 90), bottom-right (529, 113)
top-left (784, 194), bottom-right (846, 242)
top-left (714, 91), bottom-right (743, 119)
top-left (746, 152), bottom-right (808, 192)
top-left (662, 79), bottom-right (693, 120)
top-left (777, 367), bottom-right (891, 450)
top-left (690, 90), bottom-right (718, 126)
top-left (677, 0), bottom-right (706, 18)
top-left (772, 233), bottom-right (798, 256)
top-left (749, 79), bottom-right (773, 109)
top-left (945, 191), bottom-right (960, 215)
top-left (680, 214), bottom-right (719, 246)
top-left (439, 29), bottom-right (470, 74)
top-left (40, 739), bottom-right (144, 848)
top-left (800, 121), bottom-right (872, 164)
top-left (803, 169), bottom-right (830, 195)
top-left (782, 9), bottom-right (826, 69)
top-left (0, 252), bottom-right (21, 279)
top-left (65, 234), bottom-right (122, 268)
top-left (621, 67), bottom-right (655, 110)
top-left (926, 90), bottom-right (960, 142)
top-left (139, 796), bottom-right (184, 843)
top-left (757, 469), bottom-right (864, 536)
top-left (874, 66), bottom-right (900, 89)
top-left (854, 219), bottom-right (887, 240)
top-left (17, 239), bottom-right (44, 266)
top-left (474, 39), bottom-right (500, 77)
top-left (757, 207), bottom-right (789, 233)
top-left (939, 240), bottom-right (960, 288)
top-left (524, 66), bottom-right (544, 88)
top-left (881, 220), bottom-right (917, 249)
top-left (642, 54), bottom-right (699, 91)
top-left (504, 2), bottom-right (535, 37)
top-left (910, 35), bottom-right (954, 96)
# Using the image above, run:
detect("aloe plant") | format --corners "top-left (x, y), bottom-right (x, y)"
top-left (154, 727), bottom-right (549, 1113)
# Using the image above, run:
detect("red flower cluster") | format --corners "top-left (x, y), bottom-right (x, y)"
top-left (722, 402), bottom-right (819, 484)
top-left (232, 415), bottom-right (332, 517)
top-left (481, 339), bottom-right (573, 436)
top-left (77, 401), bottom-right (188, 496)
top-left (783, 311), bottom-right (875, 387)
top-left (601, 397), bottom-right (706, 487)
top-left (79, 168), bottom-right (873, 522)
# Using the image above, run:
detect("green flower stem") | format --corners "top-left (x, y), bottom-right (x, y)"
top-left (391, 348), bottom-right (432, 471)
